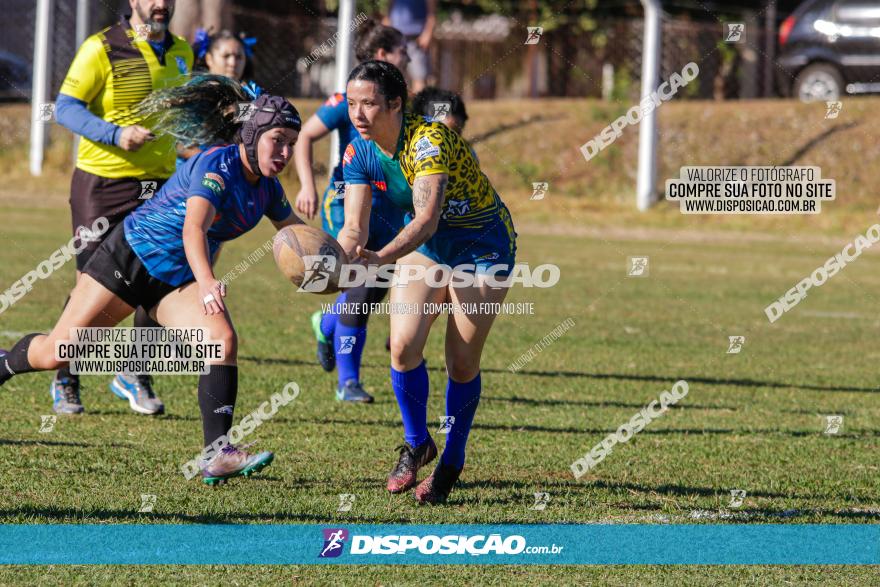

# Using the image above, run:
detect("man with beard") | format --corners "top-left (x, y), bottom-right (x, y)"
top-left (51, 0), bottom-right (193, 415)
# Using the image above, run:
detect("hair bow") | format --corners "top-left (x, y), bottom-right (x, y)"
top-left (193, 27), bottom-right (211, 60)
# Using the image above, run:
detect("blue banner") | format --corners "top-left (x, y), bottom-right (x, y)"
top-left (0, 524), bottom-right (877, 565)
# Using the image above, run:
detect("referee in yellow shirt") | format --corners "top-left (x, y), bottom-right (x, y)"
top-left (52, 0), bottom-right (193, 415)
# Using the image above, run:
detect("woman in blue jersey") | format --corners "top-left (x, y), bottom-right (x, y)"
top-left (339, 62), bottom-right (517, 504)
top-left (0, 86), bottom-right (305, 486)
top-left (293, 20), bottom-right (409, 403)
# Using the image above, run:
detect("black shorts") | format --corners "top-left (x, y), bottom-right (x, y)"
top-left (82, 223), bottom-right (185, 311)
top-left (70, 168), bottom-right (166, 270)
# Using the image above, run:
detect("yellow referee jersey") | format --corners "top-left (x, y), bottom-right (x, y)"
top-left (59, 18), bottom-right (193, 179)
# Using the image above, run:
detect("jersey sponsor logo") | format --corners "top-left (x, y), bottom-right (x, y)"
top-left (202, 172), bottom-right (226, 195)
top-left (414, 136), bottom-right (440, 161)
top-left (443, 199), bottom-right (471, 218)
top-left (175, 56), bottom-right (188, 74)
top-left (371, 180), bottom-right (387, 192)
top-left (324, 93), bottom-right (344, 107)
top-left (343, 144), bottom-right (356, 165)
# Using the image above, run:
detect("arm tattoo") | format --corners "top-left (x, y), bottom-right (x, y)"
top-left (413, 176), bottom-right (447, 211)
top-left (413, 179), bottom-right (430, 209)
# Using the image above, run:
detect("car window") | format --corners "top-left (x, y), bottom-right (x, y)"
top-left (834, 1), bottom-right (880, 24)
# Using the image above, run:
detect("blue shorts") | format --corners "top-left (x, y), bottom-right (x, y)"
top-left (415, 202), bottom-right (517, 275)
top-left (320, 183), bottom-right (404, 251)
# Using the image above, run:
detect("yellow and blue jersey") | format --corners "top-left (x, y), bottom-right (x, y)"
top-left (317, 92), bottom-right (404, 245)
top-left (124, 145), bottom-right (291, 286)
top-left (343, 113), bottom-right (516, 270)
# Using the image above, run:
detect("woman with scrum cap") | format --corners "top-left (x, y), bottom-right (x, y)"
top-left (0, 78), bottom-right (306, 486)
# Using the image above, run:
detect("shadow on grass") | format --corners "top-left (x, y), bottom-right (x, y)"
top-left (275, 416), bottom-right (880, 438)
top-left (0, 504), bottom-right (389, 525)
top-left (779, 122), bottom-right (860, 166)
top-left (459, 477), bottom-right (878, 506)
top-left (484, 395), bottom-right (736, 411)
top-left (467, 114), bottom-right (565, 146)
top-left (0, 439), bottom-right (91, 448)
top-left (245, 355), bottom-right (878, 395)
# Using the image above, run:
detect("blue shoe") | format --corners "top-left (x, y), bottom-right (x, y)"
top-left (311, 311), bottom-right (335, 372)
top-left (109, 374), bottom-right (165, 415)
top-left (336, 379), bottom-right (374, 403)
top-left (51, 376), bottom-right (84, 414)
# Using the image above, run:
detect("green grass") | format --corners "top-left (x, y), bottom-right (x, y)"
top-left (0, 204), bottom-right (878, 583)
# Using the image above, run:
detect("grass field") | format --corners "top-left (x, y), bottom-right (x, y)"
top-left (0, 197), bottom-right (879, 583)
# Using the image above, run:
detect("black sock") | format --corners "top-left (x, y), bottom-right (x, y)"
top-left (134, 306), bottom-right (161, 329)
top-left (132, 307), bottom-right (160, 380)
top-left (198, 364), bottom-right (238, 449)
top-left (0, 333), bottom-right (42, 385)
top-left (56, 296), bottom-right (78, 383)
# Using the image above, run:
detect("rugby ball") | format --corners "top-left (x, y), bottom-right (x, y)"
top-left (272, 225), bottom-right (349, 294)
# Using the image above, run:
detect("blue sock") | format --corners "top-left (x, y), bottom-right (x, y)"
top-left (391, 361), bottom-right (430, 447)
top-left (441, 373), bottom-right (482, 469)
top-left (320, 292), bottom-right (346, 339)
top-left (336, 323), bottom-right (366, 386)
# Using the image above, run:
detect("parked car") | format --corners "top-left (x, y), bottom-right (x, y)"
top-left (0, 50), bottom-right (30, 101)
top-left (778, 0), bottom-right (880, 101)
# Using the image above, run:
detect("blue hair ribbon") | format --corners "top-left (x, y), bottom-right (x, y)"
top-left (193, 27), bottom-right (211, 60)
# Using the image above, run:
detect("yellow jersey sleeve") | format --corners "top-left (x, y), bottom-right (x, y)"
top-left (59, 35), bottom-right (108, 103)
top-left (407, 124), bottom-right (450, 178)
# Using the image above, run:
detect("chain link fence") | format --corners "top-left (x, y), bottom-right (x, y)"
top-left (2, 1), bottom-right (780, 102)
